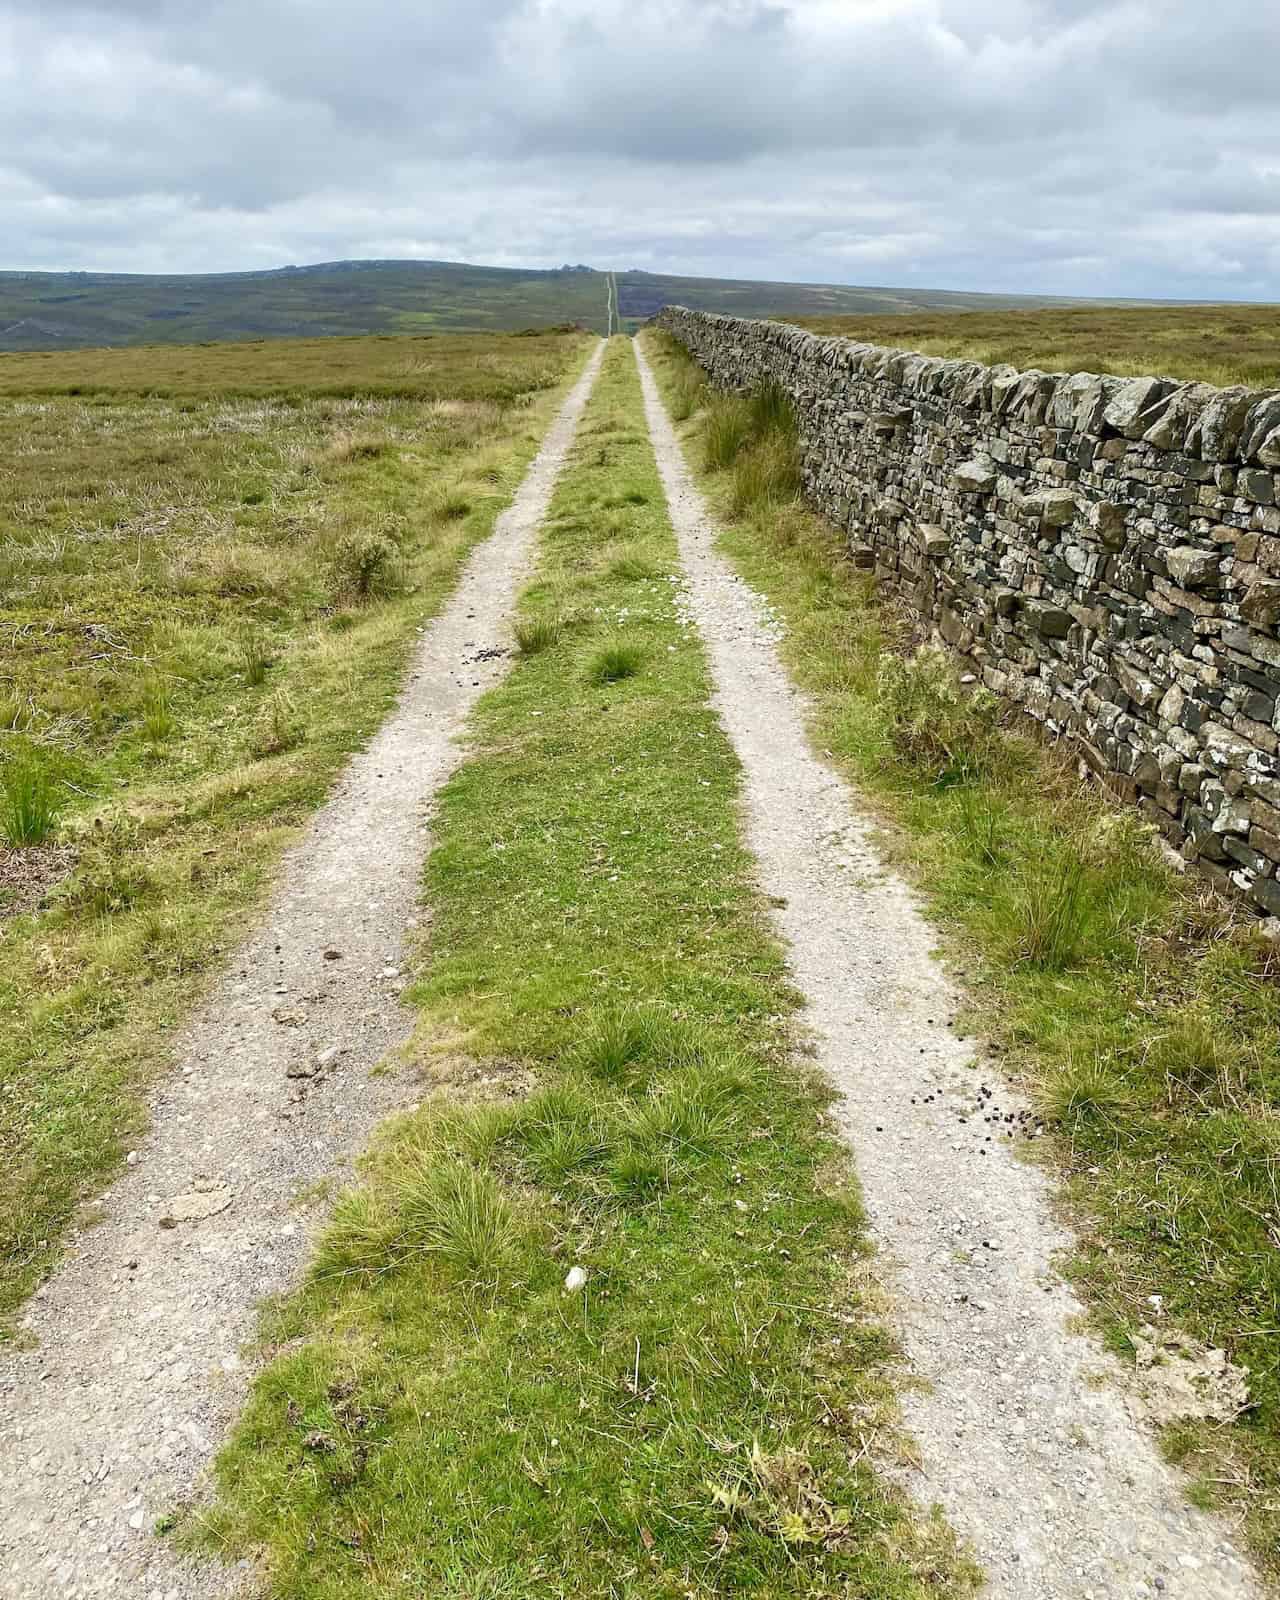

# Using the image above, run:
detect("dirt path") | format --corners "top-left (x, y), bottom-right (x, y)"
top-left (634, 339), bottom-right (1261, 1600)
top-left (0, 341), bottom-right (604, 1600)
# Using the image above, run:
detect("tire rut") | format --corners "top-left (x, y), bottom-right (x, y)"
top-left (634, 337), bottom-right (1261, 1600)
top-left (0, 340), bottom-right (605, 1600)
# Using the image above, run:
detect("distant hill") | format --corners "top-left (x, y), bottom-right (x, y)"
top-left (0, 258), bottom-right (1105, 353)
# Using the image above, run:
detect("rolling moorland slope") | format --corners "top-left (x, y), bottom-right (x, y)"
top-left (800, 303), bottom-right (1280, 389)
top-left (0, 257), bottom-right (1105, 352)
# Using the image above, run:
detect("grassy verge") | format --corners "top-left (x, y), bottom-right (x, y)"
top-left (193, 339), bottom-right (973, 1598)
top-left (644, 327), bottom-right (1280, 1575)
top-left (0, 330), bottom-right (591, 1322)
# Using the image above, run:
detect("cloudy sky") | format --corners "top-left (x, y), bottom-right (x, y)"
top-left (2, 0), bottom-right (1278, 300)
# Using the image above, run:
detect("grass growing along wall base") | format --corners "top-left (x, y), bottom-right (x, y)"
top-left (193, 339), bottom-right (975, 1598)
top-left (642, 328), bottom-right (1280, 1579)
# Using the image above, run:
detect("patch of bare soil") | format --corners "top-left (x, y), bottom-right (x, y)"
top-left (0, 841), bottom-right (76, 921)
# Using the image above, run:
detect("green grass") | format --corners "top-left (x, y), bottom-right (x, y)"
top-left (0, 328), bottom-right (593, 1323)
top-left (644, 327), bottom-right (1280, 1577)
top-left (800, 304), bottom-right (1280, 389)
top-left (193, 339), bottom-right (973, 1599)
top-left (0, 754), bottom-right (59, 845)
top-left (513, 614), bottom-right (563, 656)
top-left (585, 635), bottom-right (645, 684)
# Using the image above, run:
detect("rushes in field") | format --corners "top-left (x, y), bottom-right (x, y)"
top-left (1, 755), bottom-right (59, 846)
top-left (236, 629), bottom-right (273, 686)
top-left (0, 692), bottom-right (31, 733)
top-left (141, 681), bottom-right (174, 745)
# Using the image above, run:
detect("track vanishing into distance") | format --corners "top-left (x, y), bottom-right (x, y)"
top-left (605, 271), bottom-right (617, 337)
top-left (0, 332), bottom-right (1265, 1599)
top-left (0, 346), bottom-right (605, 1600)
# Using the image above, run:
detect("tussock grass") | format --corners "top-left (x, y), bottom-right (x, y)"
top-left (645, 325), bottom-right (1280, 1576)
top-left (701, 394), bottom-right (753, 471)
top-left (585, 635), bottom-right (644, 684)
top-left (730, 430), bottom-right (803, 515)
top-left (666, 361), bottom-right (709, 422)
top-left (387, 1155), bottom-right (527, 1282)
top-left (701, 377), bottom-right (803, 517)
top-left (235, 628), bottom-right (273, 686)
top-left (250, 690), bottom-right (305, 758)
top-left (197, 340), bottom-right (974, 1598)
top-left (0, 328), bottom-right (594, 1321)
top-left (427, 487), bottom-right (473, 524)
top-left (512, 614), bottom-right (562, 656)
top-left (606, 542), bottom-right (661, 581)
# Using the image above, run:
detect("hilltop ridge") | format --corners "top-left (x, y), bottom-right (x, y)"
top-left (0, 257), bottom-right (1097, 353)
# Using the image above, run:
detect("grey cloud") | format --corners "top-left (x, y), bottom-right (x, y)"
top-left (0, 0), bottom-right (1277, 301)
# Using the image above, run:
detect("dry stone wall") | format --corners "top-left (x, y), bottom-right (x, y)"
top-left (655, 306), bottom-right (1280, 912)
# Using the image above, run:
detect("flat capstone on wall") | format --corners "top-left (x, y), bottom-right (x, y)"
top-left (654, 305), bottom-right (1280, 913)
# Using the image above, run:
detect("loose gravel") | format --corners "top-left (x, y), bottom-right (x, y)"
top-left (0, 341), bottom-right (604, 1600)
top-left (635, 338), bottom-right (1262, 1600)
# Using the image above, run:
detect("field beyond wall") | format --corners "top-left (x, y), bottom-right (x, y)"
top-left (801, 303), bottom-right (1280, 390)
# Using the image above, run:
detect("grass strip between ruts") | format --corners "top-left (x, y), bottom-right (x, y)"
top-left (192, 338), bottom-right (974, 1597)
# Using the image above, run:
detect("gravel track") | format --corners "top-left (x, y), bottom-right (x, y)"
top-left (0, 341), bottom-right (604, 1600)
top-left (635, 338), bottom-right (1261, 1600)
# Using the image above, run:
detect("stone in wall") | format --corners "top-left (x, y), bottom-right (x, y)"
top-left (654, 306), bottom-right (1280, 912)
